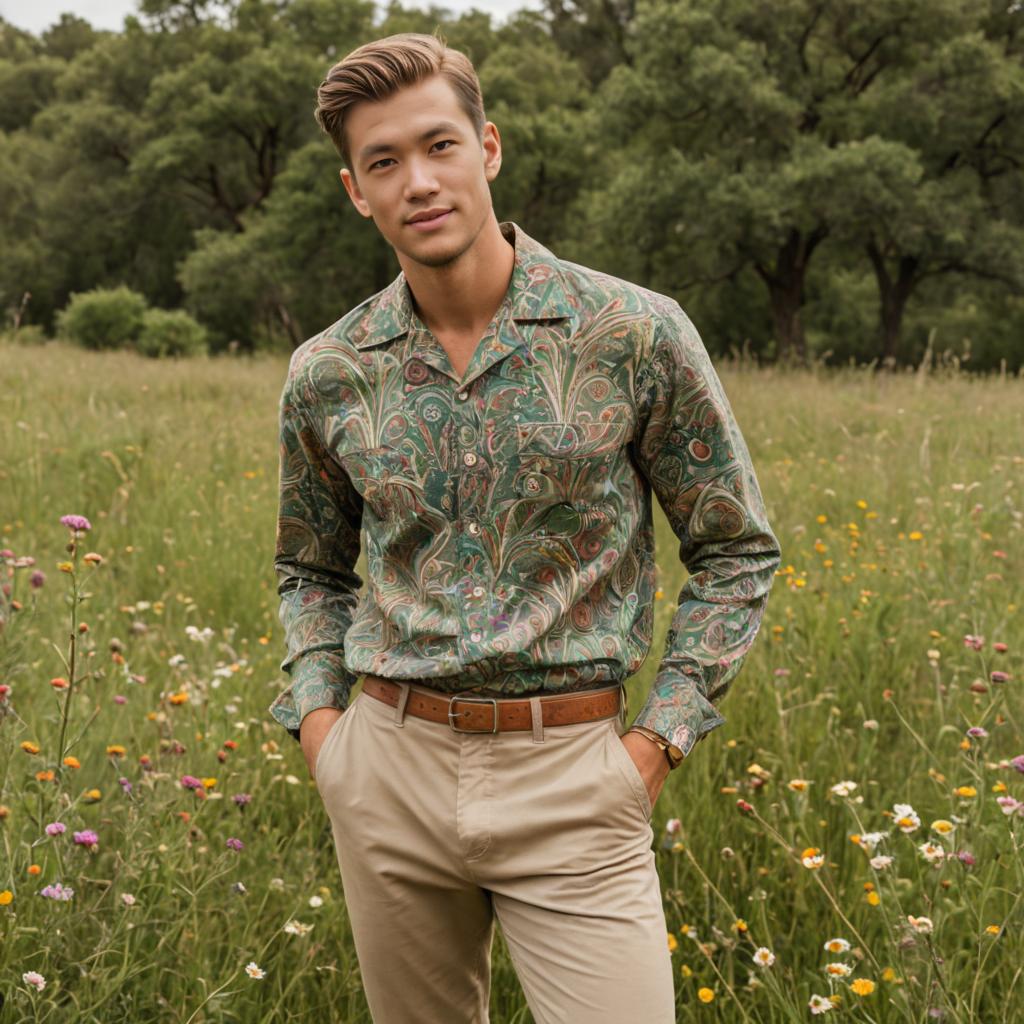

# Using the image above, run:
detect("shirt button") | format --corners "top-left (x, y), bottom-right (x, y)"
top-left (467, 521), bottom-right (481, 535)
top-left (463, 452), bottom-right (478, 467)
top-left (470, 630), bottom-right (483, 642)
top-left (472, 586), bottom-right (485, 598)
top-left (457, 390), bottom-right (469, 401)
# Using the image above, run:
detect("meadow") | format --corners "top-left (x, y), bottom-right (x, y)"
top-left (0, 337), bottom-right (1021, 1023)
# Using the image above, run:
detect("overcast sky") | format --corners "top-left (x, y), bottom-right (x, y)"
top-left (1, 0), bottom-right (538, 35)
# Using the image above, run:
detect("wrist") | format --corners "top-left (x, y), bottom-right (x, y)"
top-left (627, 726), bottom-right (684, 769)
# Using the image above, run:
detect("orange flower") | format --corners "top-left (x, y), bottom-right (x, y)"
top-left (20, 741), bottom-right (40, 755)
top-left (50, 677), bottom-right (68, 689)
top-left (106, 745), bottom-right (126, 757)
top-left (27, 864), bottom-right (40, 876)
top-left (63, 756), bottom-right (80, 769)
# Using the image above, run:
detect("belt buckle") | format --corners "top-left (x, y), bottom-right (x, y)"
top-left (447, 693), bottom-right (499, 734)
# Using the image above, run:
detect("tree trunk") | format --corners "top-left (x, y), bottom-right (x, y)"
top-left (755, 225), bottom-right (828, 363)
top-left (866, 241), bottom-right (919, 363)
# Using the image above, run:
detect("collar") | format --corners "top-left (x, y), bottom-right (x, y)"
top-left (350, 221), bottom-right (574, 350)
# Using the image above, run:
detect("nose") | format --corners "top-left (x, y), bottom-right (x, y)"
top-left (403, 155), bottom-right (439, 202)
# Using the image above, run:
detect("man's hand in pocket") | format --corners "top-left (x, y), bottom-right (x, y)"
top-left (300, 707), bottom-right (344, 781)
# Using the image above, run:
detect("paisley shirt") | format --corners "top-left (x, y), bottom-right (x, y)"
top-left (269, 222), bottom-right (780, 759)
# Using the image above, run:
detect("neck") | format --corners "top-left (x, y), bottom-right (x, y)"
top-left (400, 215), bottom-right (515, 335)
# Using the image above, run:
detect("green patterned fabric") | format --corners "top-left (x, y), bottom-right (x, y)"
top-left (270, 222), bottom-right (781, 758)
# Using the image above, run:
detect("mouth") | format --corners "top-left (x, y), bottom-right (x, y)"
top-left (407, 209), bottom-right (453, 231)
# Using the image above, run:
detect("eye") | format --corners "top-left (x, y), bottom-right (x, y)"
top-left (431, 140), bottom-right (456, 153)
top-left (369, 157), bottom-right (395, 171)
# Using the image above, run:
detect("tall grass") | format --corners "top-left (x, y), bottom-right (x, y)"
top-left (1, 338), bottom-right (1021, 1022)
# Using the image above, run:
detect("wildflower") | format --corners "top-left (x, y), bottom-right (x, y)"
top-left (73, 830), bottom-right (99, 851)
top-left (752, 947), bottom-right (775, 967)
top-left (309, 894), bottom-right (324, 908)
top-left (825, 962), bottom-right (853, 978)
top-left (801, 847), bottom-right (825, 869)
top-left (893, 803), bottom-right (920, 832)
top-left (697, 987), bottom-right (714, 1004)
top-left (0, 889), bottom-right (12, 905)
top-left (957, 850), bottom-right (976, 866)
top-left (39, 882), bottom-right (74, 901)
top-left (226, 837), bottom-right (244, 851)
top-left (1011, 755), bottom-right (1024, 774)
top-left (863, 719), bottom-right (879, 730)
top-left (907, 915), bottom-right (934, 934)
top-left (121, 893), bottom-right (136, 907)
top-left (22, 971), bottom-right (46, 991)
top-left (45, 822), bottom-right (66, 836)
top-left (963, 634), bottom-right (985, 651)
top-left (736, 799), bottom-right (754, 814)
top-left (990, 670), bottom-right (1010, 684)
top-left (866, 890), bottom-right (881, 906)
top-left (180, 775), bottom-right (203, 791)
top-left (908, 530), bottom-right (923, 541)
top-left (233, 793), bottom-right (253, 808)
top-left (60, 515), bottom-right (92, 533)
top-left (966, 727), bottom-right (988, 739)
top-left (667, 932), bottom-right (678, 953)
top-left (870, 855), bottom-right (893, 871)
top-left (824, 938), bottom-right (850, 954)
top-left (996, 796), bottom-right (1023, 816)
top-left (284, 919), bottom-right (314, 936)
top-left (244, 961), bottom-right (265, 980)
top-left (919, 842), bottom-right (945, 864)
top-left (931, 819), bottom-right (955, 835)
top-left (809, 994), bottom-right (834, 1014)
top-left (985, 924), bottom-right (1000, 936)
top-left (953, 785), bottom-right (977, 798)
top-left (20, 741), bottom-right (40, 755)
top-left (857, 831), bottom-right (886, 852)
top-left (993, 641), bottom-right (1008, 653)
top-left (664, 817), bottom-right (681, 836)
top-left (788, 779), bottom-right (812, 792)
top-left (830, 781), bottom-right (858, 797)
top-left (83, 552), bottom-right (103, 565)
top-left (850, 979), bottom-right (875, 997)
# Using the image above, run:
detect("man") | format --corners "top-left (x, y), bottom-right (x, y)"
top-left (269, 31), bottom-right (780, 1024)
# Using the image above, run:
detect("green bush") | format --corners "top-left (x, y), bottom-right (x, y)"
top-left (56, 286), bottom-right (147, 350)
top-left (136, 308), bottom-right (208, 358)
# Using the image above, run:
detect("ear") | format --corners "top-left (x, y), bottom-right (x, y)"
top-left (482, 121), bottom-right (502, 183)
top-left (340, 167), bottom-right (372, 219)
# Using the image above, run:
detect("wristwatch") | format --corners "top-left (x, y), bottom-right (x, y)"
top-left (627, 726), bottom-right (685, 769)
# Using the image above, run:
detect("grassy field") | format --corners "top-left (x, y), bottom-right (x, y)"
top-left (1, 337), bottom-right (1021, 1023)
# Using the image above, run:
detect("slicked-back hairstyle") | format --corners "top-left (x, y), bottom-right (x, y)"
top-left (314, 32), bottom-right (486, 171)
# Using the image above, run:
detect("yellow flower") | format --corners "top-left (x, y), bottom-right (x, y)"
top-left (814, 541), bottom-right (827, 554)
top-left (0, 890), bottom-right (12, 905)
top-left (866, 891), bottom-right (881, 907)
top-left (83, 788), bottom-right (101, 801)
top-left (908, 531), bottom-right (923, 541)
top-left (169, 692), bottom-right (190, 705)
top-left (20, 741), bottom-right (40, 755)
top-left (57, 561), bottom-right (74, 573)
top-left (680, 964), bottom-right (693, 978)
top-left (993, 781), bottom-right (1007, 793)
top-left (733, 919), bottom-right (748, 933)
top-left (816, 514), bottom-right (827, 524)
top-left (203, 777), bottom-right (217, 790)
top-left (106, 745), bottom-right (126, 757)
top-left (953, 785), bottom-right (977, 798)
top-left (985, 925), bottom-right (1001, 936)
top-left (788, 779), bottom-right (812, 792)
top-left (856, 500), bottom-right (868, 510)
top-left (654, 589), bottom-right (664, 600)
top-left (850, 979), bottom-right (875, 997)
top-left (697, 987), bottom-right (715, 1004)
top-left (931, 819), bottom-right (955, 835)
top-left (881, 967), bottom-right (898, 983)
top-left (667, 933), bottom-right (678, 952)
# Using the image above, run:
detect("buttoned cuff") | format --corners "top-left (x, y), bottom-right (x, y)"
top-left (629, 675), bottom-right (727, 760)
top-left (268, 651), bottom-right (355, 744)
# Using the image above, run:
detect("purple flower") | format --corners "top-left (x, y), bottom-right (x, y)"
top-left (966, 727), bottom-right (988, 738)
top-left (1010, 755), bottom-right (1024, 775)
top-left (119, 777), bottom-right (133, 794)
top-left (180, 775), bottom-right (203, 791)
top-left (956, 850), bottom-right (976, 867)
top-left (45, 821), bottom-right (66, 837)
top-left (39, 882), bottom-right (74, 901)
top-left (226, 836), bottom-right (244, 851)
top-left (73, 829), bottom-right (99, 849)
top-left (991, 671), bottom-right (1011, 684)
top-left (113, 694), bottom-right (127, 704)
top-left (59, 515), bottom-right (92, 533)
top-left (997, 796), bottom-right (1023, 816)
top-left (30, 570), bottom-right (46, 589)
top-left (233, 793), bottom-right (252, 807)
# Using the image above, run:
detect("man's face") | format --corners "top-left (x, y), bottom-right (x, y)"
top-left (339, 75), bottom-right (502, 270)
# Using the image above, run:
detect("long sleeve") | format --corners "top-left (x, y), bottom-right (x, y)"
top-left (628, 305), bottom-right (781, 759)
top-left (268, 368), bottom-right (364, 744)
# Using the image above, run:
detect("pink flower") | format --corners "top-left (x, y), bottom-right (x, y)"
top-left (45, 821), bottom-right (66, 836)
top-left (73, 829), bottom-right (99, 850)
top-left (963, 634), bottom-right (985, 651)
top-left (993, 642), bottom-right (1008, 653)
top-left (180, 775), bottom-right (203, 791)
top-left (1011, 755), bottom-right (1024, 775)
top-left (990, 671), bottom-right (1011, 684)
top-left (59, 515), bottom-right (92, 533)
top-left (226, 836), bottom-right (244, 851)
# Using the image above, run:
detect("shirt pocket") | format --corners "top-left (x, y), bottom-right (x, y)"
top-left (513, 420), bottom-right (630, 527)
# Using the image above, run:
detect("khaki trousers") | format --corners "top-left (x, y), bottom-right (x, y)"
top-left (314, 681), bottom-right (676, 1023)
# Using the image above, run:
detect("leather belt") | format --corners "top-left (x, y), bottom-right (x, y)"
top-left (360, 676), bottom-right (622, 733)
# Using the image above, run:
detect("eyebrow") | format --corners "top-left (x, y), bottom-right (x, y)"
top-left (358, 121), bottom-right (464, 164)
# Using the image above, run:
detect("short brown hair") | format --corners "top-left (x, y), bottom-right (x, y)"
top-left (314, 32), bottom-right (486, 170)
